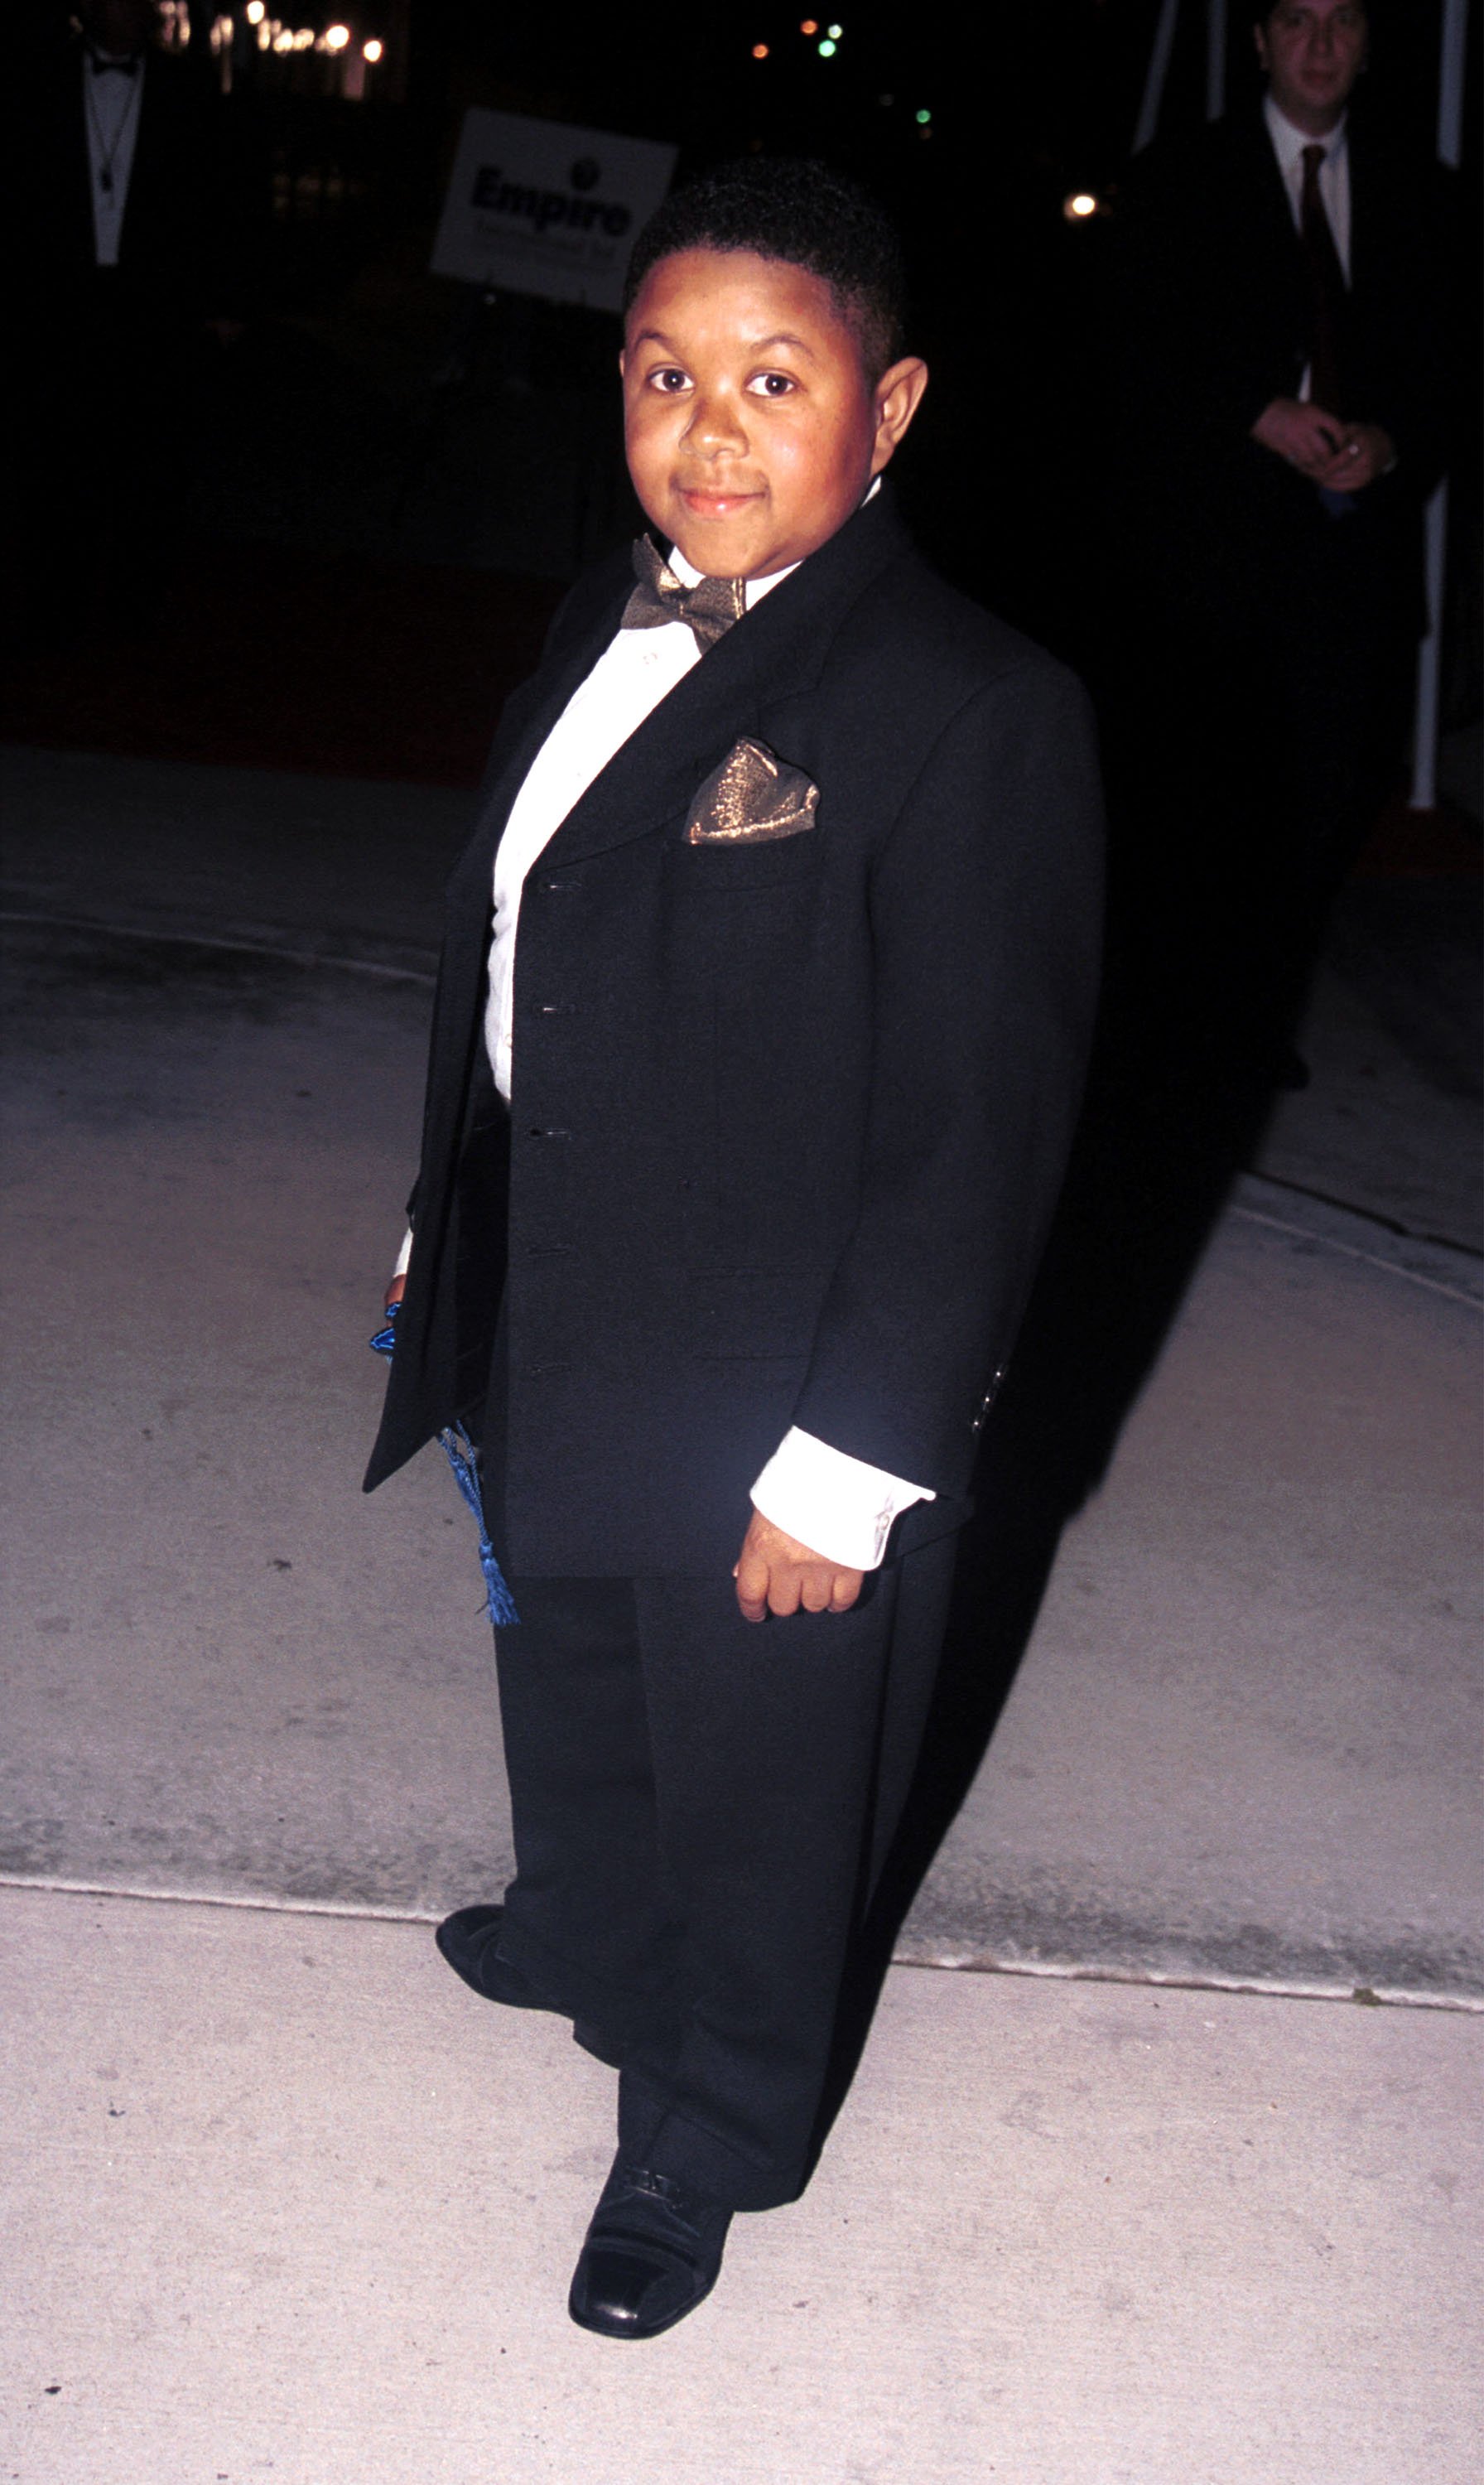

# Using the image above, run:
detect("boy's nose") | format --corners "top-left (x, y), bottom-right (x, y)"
top-left (685, 392), bottom-right (748, 456)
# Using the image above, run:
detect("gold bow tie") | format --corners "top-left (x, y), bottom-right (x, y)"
top-left (621, 535), bottom-right (747, 653)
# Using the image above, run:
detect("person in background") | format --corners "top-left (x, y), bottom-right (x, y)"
top-left (1, 0), bottom-right (257, 649)
top-left (1104, 0), bottom-right (1457, 1089)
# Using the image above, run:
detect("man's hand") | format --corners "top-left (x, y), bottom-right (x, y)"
top-left (733, 1511), bottom-right (865, 1624)
top-left (1251, 398), bottom-right (1394, 491)
top-left (1251, 395), bottom-right (1348, 477)
top-left (1319, 421), bottom-right (1395, 491)
top-left (384, 1273), bottom-right (407, 1314)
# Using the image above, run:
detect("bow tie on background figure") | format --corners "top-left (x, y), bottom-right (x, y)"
top-left (89, 52), bottom-right (141, 75)
top-left (621, 536), bottom-right (747, 653)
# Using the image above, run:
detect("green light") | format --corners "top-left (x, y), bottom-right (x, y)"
top-left (817, 36), bottom-right (836, 53)
top-left (915, 108), bottom-right (931, 124)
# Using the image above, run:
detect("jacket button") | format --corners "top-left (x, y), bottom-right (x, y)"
top-left (528, 1126), bottom-right (572, 1140)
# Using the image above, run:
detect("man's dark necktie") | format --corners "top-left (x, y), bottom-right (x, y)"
top-left (621, 535), bottom-right (746, 653)
top-left (1299, 142), bottom-right (1347, 418)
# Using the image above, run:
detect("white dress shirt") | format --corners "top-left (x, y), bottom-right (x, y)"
top-left (398, 489), bottom-right (937, 1567)
top-left (1264, 95), bottom-right (1352, 403)
top-left (84, 51), bottom-right (145, 268)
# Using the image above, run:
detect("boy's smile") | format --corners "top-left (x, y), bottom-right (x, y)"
top-left (621, 249), bottom-right (928, 582)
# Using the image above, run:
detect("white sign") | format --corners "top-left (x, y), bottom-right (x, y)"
top-left (431, 109), bottom-right (677, 313)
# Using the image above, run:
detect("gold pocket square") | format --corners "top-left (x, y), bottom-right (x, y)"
top-left (684, 737), bottom-right (820, 845)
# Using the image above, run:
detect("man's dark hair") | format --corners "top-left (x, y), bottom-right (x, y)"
top-left (622, 159), bottom-right (908, 379)
top-left (1251, 1), bottom-right (1370, 20)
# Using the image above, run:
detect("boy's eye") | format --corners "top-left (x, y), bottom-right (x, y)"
top-left (647, 366), bottom-right (691, 393)
top-left (748, 371), bottom-right (796, 398)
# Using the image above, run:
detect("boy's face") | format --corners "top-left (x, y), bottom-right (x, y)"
top-left (621, 249), bottom-right (928, 581)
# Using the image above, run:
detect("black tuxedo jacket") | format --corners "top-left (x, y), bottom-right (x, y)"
top-left (1109, 102), bottom-right (1457, 623)
top-left (365, 489), bottom-right (1103, 1575)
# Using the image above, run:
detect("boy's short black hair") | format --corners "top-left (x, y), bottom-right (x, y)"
top-left (622, 158), bottom-right (908, 379)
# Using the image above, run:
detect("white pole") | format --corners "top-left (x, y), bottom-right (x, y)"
top-left (1408, 0), bottom-right (1468, 810)
top-left (1135, 0), bottom-right (1183, 152)
top-left (1410, 489), bottom-right (1448, 810)
top-left (1436, 0), bottom-right (1468, 161)
top-left (1207, 0), bottom-right (1228, 119)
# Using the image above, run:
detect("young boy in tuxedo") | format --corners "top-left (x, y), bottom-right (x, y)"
top-left (368, 160), bottom-right (1102, 2339)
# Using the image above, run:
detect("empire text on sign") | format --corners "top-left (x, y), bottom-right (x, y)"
top-left (432, 111), bottom-right (677, 312)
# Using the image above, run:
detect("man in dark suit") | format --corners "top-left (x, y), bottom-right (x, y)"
top-left (368, 162), bottom-right (1102, 2338)
top-left (1104, 0), bottom-right (1455, 1081)
top-left (2, 0), bottom-right (253, 644)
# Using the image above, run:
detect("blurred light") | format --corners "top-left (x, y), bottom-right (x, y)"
top-left (800, 18), bottom-right (818, 33)
top-left (324, 21), bottom-right (349, 47)
top-left (272, 27), bottom-right (293, 48)
top-left (245, 0), bottom-right (263, 17)
top-left (878, 91), bottom-right (894, 105)
top-left (817, 36), bottom-right (836, 54)
top-left (292, 26), bottom-right (314, 47)
top-left (914, 107), bottom-right (931, 124)
top-left (1063, 191), bottom-right (1099, 220)
top-left (362, 36), bottom-right (383, 60)
top-left (827, 20), bottom-right (842, 33)
top-left (752, 41), bottom-right (769, 57)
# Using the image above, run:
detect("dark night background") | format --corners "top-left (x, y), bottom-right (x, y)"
top-left (2, 0), bottom-right (1478, 789)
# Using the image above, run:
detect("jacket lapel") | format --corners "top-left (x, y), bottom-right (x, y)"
top-left (541, 488), bottom-right (910, 870)
top-left (1238, 106), bottom-right (1309, 296)
top-left (441, 487), bottom-right (908, 960)
top-left (441, 574), bottom-right (630, 919)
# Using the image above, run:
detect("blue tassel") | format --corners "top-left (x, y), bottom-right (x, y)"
top-left (370, 1302), bottom-right (520, 1628)
top-left (435, 1421), bottom-right (522, 1628)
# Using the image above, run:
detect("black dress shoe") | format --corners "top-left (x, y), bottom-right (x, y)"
top-left (434, 1904), bottom-right (624, 2070)
top-left (568, 2155), bottom-right (732, 2340)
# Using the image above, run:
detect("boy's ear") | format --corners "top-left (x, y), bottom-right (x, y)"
top-left (870, 356), bottom-right (930, 475)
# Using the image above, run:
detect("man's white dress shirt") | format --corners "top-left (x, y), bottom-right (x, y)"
top-left (1264, 95), bottom-right (1352, 403)
top-left (398, 499), bottom-right (937, 1569)
top-left (84, 52), bottom-right (145, 268)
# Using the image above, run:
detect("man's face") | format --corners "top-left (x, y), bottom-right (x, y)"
top-left (1255, 2), bottom-right (1369, 134)
top-left (80, 0), bottom-right (161, 50)
top-left (620, 248), bottom-right (925, 581)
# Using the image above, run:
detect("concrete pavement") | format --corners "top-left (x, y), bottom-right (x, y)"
top-left (2, 1886), bottom-right (1479, 2485)
top-left (1, 742), bottom-right (1480, 2479)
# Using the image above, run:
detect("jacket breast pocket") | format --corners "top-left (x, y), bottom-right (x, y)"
top-left (670, 829), bottom-right (824, 895)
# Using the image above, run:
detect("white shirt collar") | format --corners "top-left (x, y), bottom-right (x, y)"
top-left (667, 474), bottom-right (882, 607)
top-left (1264, 92), bottom-right (1348, 180)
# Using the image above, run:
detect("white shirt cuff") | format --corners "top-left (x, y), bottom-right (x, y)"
top-left (749, 1426), bottom-right (936, 1571)
top-left (393, 1226), bottom-right (413, 1279)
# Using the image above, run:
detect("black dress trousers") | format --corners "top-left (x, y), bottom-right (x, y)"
top-left (487, 1539), bottom-right (957, 2212)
